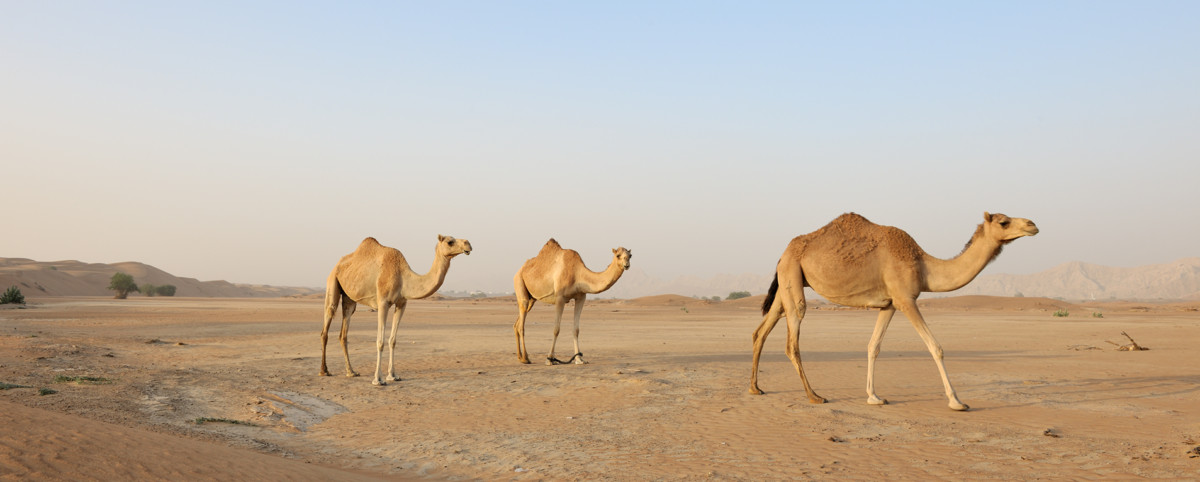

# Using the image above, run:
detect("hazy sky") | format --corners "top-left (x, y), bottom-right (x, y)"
top-left (3, 1), bottom-right (1197, 294)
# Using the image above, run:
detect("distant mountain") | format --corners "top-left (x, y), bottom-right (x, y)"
top-left (951, 258), bottom-right (1200, 301)
top-left (601, 258), bottom-right (1200, 301)
top-left (0, 258), bottom-right (320, 298)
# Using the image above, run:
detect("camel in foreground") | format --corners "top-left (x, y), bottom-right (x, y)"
top-left (513, 239), bottom-right (631, 365)
top-left (750, 212), bottom-right (1038, 410)
top-left (320, 235), bottom-right (472, 385)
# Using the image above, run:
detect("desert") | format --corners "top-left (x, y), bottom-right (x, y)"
top-left (2, 294), bottom-right (1199, 479)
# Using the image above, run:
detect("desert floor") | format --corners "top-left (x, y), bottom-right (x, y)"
top-left (2, 295), bottom-right (1199, 480)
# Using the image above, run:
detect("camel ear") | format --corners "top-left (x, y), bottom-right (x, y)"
top-left (612, 248), bottom-right (618, 254)
top-left (438, 234), bottom-right (446, 242)
top-left (983, 212), bottom-right (992, 222)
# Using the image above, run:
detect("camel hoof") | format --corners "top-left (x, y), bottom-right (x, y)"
top-left (386, 376), bottom-right (400, 382)
top-left (572, 357), bottom-right (588, 365)
top-left (371, 379), bottom-right (385, 386)
top-left (545, 358), bottom-right (556, 366)
top-left (319, 371), bottom-right (330, 377)
top-left (867, 397), bottom-right (888, 406)
top-left (950, 402), bottom-right (970, 411)
top-left (808, 396), bottom-right (827, 404)
top-left (749, 387), bottom-right (765, 395)
top-left (345, 372), bottom-right (359, 378)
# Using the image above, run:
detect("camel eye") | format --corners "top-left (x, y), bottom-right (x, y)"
top-left (999, 220), bottom-right (1010, 227)
top-left (447, 239), bottom-right (455, 246)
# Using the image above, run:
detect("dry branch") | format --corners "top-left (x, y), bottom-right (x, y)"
top-left (1105, 331), bottom-right (1149, 351)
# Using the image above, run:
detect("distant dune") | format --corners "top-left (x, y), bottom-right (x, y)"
top-left (0, 258), bottom-right (320, 298)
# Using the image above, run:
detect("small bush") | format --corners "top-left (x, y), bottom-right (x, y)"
top-left (0, 382), bottom-right (30, 390)
top-left (54, 375), bottom-right (111, 384)
top-left (727, 291), bottom-right (751, 300)
top-left (141, 283), bottom-right (157, 297)
top-left (156, 285), bottom-right (177, 296)
top-left (1, 286), bottom-right (24, 305)
top-left (194, 417), bottom-right (256, 426)
top-left (1052, 310), bottom-right (1069, 318)
top-left (1092, 312), bottom-right (1104, 318)
top-left (39, 388), bottom-right (57, 396)
top-left (108, 273), bottom-right (139, 299)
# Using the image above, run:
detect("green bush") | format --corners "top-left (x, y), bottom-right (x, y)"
top-left (1, 286), bottom-right (24, 304)
top-left (141, 283), bottom-right (157, 297)
top-left (1052, 309), bottom-right (1069, 317)
top-left (108, 273), bottom-right (140, 299)
top-left (727, 291), bottom-right (751, 300)
top-left (156, 285), bottom-right (176, 296)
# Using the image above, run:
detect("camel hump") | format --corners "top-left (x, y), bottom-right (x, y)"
top-left (538, 238), bottom-right (563, 255)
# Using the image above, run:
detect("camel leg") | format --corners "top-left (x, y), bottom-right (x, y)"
top-left (570, 295), bottom-right (587, 364)
top-left (865, 306), bottom-right (896, 405)
top-left (778, 276), bottom-right (824, 404)
top-left (319, 286), bottom-right (340, 376)
top-left (894, 299), bottom-right (968, 411)
top-left (513, 279), bottom-right (534, 364)
top-left (545, 300), bottom-right (567, 365)
top-left (371, 302), bottom-right (390, 386)
top-left (339, 296), bottom-right (358, 377)
top-left (385, 301), bottom-right (406, 382)
top-left (749, 296), bottom-right (784, 394)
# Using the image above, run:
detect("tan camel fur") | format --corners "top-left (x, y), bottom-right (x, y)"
top-left (513, 239), bottom-right (631, 365)
top-left (320, 235), bottom-right (472, 385)
top-left (749, 212), bottom-right (1038, 410)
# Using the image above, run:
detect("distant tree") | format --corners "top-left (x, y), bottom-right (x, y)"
top-left (108, 273), bottom-right (140, 299)
top-left (726, 291), bottom-right (751, 300)
top-left (156, 285), bottom-right (177, 296)
top-left (1, 286), bottom-right (24, 305)
top-left (710, 296), bottom-right (722, 302)
top-left (141, 283), bottom-right (157, 297)
top-left (1013, 291), bottom-right (1025, 298)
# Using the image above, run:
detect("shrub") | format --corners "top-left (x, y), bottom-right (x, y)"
top-left (1052, 309), bottom-right (1069, 317)
top-left (155, 285), bottom-right (176, 296)
top-left (141, 283), bottom-right (157, 297)
top-left (108, 273), bottom-right (140, 299)
top-left (727, 291), bottom-right (751, 300)
top-left (1092, 312), bottom-right (1104, 318)
top-left (1, 286), bottom-right (24, 305)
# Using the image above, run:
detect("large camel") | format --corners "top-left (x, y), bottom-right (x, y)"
top-left (750, 212), bottom-right (1038, 410)
top-left (320, 235), bottom-right (472, 385)
top-left (513, 239), bottom-right (631, 365)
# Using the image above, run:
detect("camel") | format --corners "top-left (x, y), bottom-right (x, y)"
top-left (320, 235), bottom-right (472, 385)
top-left (513, 239), bottom-right (631, 365)
top-left (749, 212), bottom-right (1038, 410)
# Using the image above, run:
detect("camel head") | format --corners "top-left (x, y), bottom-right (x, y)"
top-left (436, 234), bottom-right (473, 258)
top-left (612, 247), bottom-right (632, 270)
top-left (981, 212), bottom-right (1039, 243)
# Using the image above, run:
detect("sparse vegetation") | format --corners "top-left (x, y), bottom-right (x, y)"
top-left (1092, 312), bottom-right (1104, 318)
top-left (1, 285), bottom-right (25, 304)
top-left (727, 291), bottom-right (751, 300)
top-left (155, 284), bottom-right (176, 296)
top-left (54, 375), bottom-right (112, 384)
top-left (0, 382), bottom-right (30, 390)
top-left (709, 296), bottom-right (722, 302)
top-left (1053, 309), bottom-right (1069, 318)
top-left (108, 272), bottom-right (140, 299)
top-left (142, 283), bottom-right (157, 297)
top-left (193, 417), bottom-right (256, 426)
top-left (39, 388), bottom-right (56, 395)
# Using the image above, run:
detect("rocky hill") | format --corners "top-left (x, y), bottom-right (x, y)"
top-left (0, 258), bottom-right (320, 298)
top-left (951, 258), bottom-right (1200, 301)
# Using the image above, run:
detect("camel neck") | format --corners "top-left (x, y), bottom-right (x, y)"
top-left (578, 259), bottom-right (626, 294)
top-left (401, 251), bottom-right (451, 299)
top-left (922, 226), bottom-right (1004, 293)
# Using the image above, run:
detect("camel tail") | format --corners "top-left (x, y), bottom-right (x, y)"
top-left (761, 274), bottom-right (779, 316)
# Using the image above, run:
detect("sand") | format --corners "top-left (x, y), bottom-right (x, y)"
top-left (2, 296), bottom-right (1198, 479)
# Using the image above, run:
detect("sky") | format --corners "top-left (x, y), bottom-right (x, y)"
top-left (2, 1), bottom-right (1197, 294)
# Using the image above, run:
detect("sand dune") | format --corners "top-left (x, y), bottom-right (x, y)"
top-left (0, 258), bottom-right (319, 298)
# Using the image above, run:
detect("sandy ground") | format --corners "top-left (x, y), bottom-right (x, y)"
top-left (2, 295), bottom-right (1199, 480)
